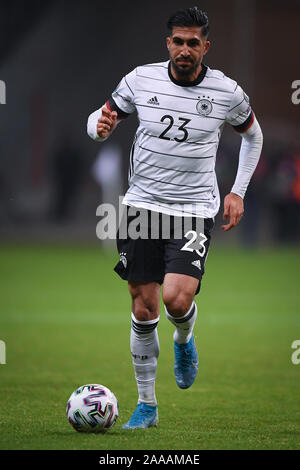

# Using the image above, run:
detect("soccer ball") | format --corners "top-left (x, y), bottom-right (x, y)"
top-left (66, 384), bottom-right (119, 433)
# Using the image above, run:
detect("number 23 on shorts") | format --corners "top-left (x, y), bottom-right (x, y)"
top-left (181, 230), bottom-right (208, 257)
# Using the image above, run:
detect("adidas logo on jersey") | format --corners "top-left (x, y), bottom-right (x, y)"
top-left (191, 260), bottom-right (201, 270)
top-left (147, 96), bottom-right (160, 105)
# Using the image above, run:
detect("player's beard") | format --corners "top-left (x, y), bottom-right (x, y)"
top-left (171, 57), bottom-right (201, 79)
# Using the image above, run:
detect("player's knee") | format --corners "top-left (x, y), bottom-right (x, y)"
top-left (163, 292), bottom-right (192, 317)
top-left (130, 291), bottom-right (159, 321)
top-left (133, 301), bottom-right (158, 322)
top-left (129, 283), bottom-right (160, 321)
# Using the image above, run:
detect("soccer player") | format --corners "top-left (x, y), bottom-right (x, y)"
top-left (87, 7), bottom-right (263, 429)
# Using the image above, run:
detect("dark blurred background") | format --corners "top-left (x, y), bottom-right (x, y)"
top-left (0, 0), bottom-right (299, 246)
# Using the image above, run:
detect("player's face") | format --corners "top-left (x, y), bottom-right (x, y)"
top-left (167, 26), bottom-right (210, 79)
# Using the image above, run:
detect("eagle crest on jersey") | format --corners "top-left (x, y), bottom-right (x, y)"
top-left (196, 98), bottom-right (213, 116)
top-left (108, 61), bottom-right (253, 219)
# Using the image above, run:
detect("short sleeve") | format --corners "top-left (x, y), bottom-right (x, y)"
top-left (107, 69), bottom-right (136, 118)
top-left (226, 85), bottom-right (254, 133)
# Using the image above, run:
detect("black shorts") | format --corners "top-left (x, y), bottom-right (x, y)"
top-left (114, 207), bottom-right (214, 295)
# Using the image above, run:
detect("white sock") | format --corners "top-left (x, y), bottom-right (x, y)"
top-left (130, 313), bottom-right (159, 406)
top-left (165, 302), bottom-right (197, 344)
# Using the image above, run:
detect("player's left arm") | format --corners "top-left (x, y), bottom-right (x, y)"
top-left (222, 87), bottom-right (263, 231)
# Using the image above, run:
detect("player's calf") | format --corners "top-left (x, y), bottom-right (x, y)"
top-left (163, 277), bottom-right (199, 389)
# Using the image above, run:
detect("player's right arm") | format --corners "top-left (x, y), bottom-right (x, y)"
top-left (97, 106), bottom-right (118, 139)
top-left (87, 69), bottom-right (137, 142)
top-left (87, 105), bottom-right (118, 142)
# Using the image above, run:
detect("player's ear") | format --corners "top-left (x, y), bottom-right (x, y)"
top-left (203, 40), bottom-right (211, 55)
top-left (166, 36), bottom-right (171, 50)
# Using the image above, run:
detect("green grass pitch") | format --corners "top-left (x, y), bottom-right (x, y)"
top-left (0, 243), bottom-right (299, 450)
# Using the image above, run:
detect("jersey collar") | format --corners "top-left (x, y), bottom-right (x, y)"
top-left (168, 61), bottom-right (207, 87)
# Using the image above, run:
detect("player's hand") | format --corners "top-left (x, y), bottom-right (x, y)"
top-left (221, 192), bottom-right (244, 231)
top-left (97, 107), bottom-right (118, 138)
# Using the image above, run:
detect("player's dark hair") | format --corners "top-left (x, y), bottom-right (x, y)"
top-left (167, 6), bottom-right (209, 38)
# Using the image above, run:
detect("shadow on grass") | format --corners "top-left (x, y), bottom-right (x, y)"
top-left (46, 429), bottom-right (122, 438)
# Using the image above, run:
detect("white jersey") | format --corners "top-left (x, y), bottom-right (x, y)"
top-left (107, 60), bottom-right (254, 218)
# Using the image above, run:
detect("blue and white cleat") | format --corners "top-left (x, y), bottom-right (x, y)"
top-left (174, 335), bottom-right (198, 389)
top-left (122, 403), bottom-right (158, 429)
